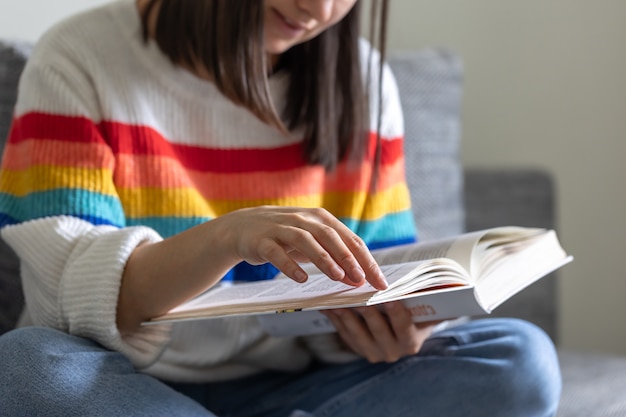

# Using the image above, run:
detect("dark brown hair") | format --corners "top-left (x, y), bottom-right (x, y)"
top-left (140, 0), bottom-right (389, 171)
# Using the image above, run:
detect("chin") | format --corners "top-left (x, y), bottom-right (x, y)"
top-left (265, 42), bottom-right (294, 56)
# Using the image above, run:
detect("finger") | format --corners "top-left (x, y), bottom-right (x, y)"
top-left (340, 234), bottom-right (388, 290)
top-left (384, 302), bottom-right (424, 356)
top-left (416, 319), bottom-right (444, 329)
top-left (256, 238), bottom-right (309, 283)
top-left (287, 215), bottom-right (366, 286)
top-left (356, 306), bottom-right (404, 362)
top-left (384, 301), bottom-right (415, 336)
top-left (295, 209), bottom-right (387, 289)
top-left (322, 311), bottom-right (362, 355)
top-left (281, 247), bottom-right (310, 264)
top-left (274, 225), bottom-right (347, 282)
top-left (333, 309), bottom-right (386, 363)
top-left (312, 210), bottom-right (387, 290)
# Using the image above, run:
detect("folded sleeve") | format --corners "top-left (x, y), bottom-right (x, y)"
top-left (0, 36), bottom-right (172, 368)
top-left (2, 216), bottom-right (171, 368)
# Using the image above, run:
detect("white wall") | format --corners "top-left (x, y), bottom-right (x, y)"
top-left (0, 0), bottom-right (110, 42)
top-left (387, 0), bottom-right (626, 355)
top-left (1, 0), bottom-right (626, 355)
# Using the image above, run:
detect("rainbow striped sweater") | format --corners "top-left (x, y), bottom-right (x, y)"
top-left (0, 0), bottom-right (416, 381)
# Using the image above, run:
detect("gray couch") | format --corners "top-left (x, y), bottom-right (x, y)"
top-left (1, 40), bottom-right (626, 416)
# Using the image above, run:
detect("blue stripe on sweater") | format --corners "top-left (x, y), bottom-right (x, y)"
top-left (342, 210), bottom-right (418, 246)
top-left (0, 190), bottom-right (125, 228)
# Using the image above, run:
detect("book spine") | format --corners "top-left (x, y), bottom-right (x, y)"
top-left (399, 286), bottom-right (486, 322)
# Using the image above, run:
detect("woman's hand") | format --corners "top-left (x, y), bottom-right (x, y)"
top-left (118, 205), bottom-right (387, 334)
top-left (218, 206), bottom-right (388, 290)
top-left (322, 301), bottom-right (439, 363)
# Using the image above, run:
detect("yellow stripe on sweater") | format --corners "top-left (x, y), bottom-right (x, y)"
top-left (324, 184), bottom-right (413, 220)
top-left (117, 183), bottom-right (412, 221)
top-left (0, 166), bottom-right (118, 197)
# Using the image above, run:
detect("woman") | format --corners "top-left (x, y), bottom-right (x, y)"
top-left (0, 1), bottom-right (561, 416)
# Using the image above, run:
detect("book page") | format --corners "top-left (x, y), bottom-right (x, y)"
top-left (371, 230), bottom-right (487, 278)
top-left (474, 229), bottom-right (571, 310)
top-left (285, 228), bottom-right (526, 283)
top-left (278, 235), bottom-right (478, 285)
top-left (153, 260), bottom-right (450, 322)
top-left (466, 227), bottom-right (546, 277)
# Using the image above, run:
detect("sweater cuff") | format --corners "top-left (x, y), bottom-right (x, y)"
top-left (58, 223), bottom-right (170, 368)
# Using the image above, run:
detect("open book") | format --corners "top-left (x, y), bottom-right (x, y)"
top-left (146, 226), bottom-right (572, 336)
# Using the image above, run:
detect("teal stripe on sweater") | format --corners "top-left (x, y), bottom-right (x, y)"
top-left (128, 210), bottom-right (417, 245)
top-left (0, 190), bottom-right (417, 249)
top-left (127, 216), bottom-right (210, 238)
top-left (342, 210), bottom-right (417, 245)
top-left (0, 189), bottom-right (126, 227)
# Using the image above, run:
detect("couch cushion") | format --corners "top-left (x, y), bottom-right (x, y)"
top-left (557, 350), bottom-right (626, 417)
top-left (0, 40), bottom-right (31, 147)
top-left (0, 40), bottom-right (31, 335)
top-left (387, 49), bottom-right (464, 241)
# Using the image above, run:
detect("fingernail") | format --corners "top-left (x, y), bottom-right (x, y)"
top-left (349, 267), bottom-right (365, 283)
top-left (379, 270), bottom-right (389, 288)
top-left (330, 265), bottom-right (345, 281)
top-left (294, 270), bottom-right (308, 283)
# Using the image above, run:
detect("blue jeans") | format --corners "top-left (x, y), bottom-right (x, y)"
top-left (0, 318), bottom-right (561, 417)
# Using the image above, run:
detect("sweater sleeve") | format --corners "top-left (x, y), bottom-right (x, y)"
top-left (1, 218), bottom-right (169, 368)
top-left (0, 33), bottom-right (171, 368)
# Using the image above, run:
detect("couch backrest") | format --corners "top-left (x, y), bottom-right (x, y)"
top-left (0, 41), bottom-right (28, 334)
top-left (389, 50), bottom-right (559, 341)
top-left (0, 41), bottom-right (31, 149)
top-left (387, 49), bottom-right (465, 241)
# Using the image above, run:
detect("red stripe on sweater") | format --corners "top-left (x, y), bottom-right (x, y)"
top-left (8, 112), bottom-right (404, 173)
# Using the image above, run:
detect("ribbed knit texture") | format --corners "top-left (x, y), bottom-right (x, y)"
top-left (0, 0), bottom-right (416, 381)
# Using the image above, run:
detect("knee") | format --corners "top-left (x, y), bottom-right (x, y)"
top-left (0, 326), bottom-right (95, 364)
top-left (0, 328), bottom-right (69, 411)
top-left (0, 327), bottom-right (84, 386)
top-left (0, 326), bottom-right (130, 378)
top-left (0, 326), bottom-right (63, 368)
top-left (0, 327), bottom-right (130, 414)
top-left (490, 318), bottom-right (562, 416)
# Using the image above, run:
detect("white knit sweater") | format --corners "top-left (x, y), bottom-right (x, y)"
top-left (2, 0), bottom-right (408, 382)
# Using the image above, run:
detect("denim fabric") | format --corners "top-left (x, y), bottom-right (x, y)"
top-left (0, 318), bottom-right (561, 417)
